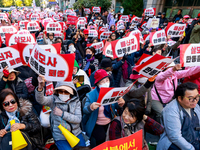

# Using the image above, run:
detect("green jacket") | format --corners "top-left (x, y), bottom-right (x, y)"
top-left (189, 25), bottom-right (200, 43)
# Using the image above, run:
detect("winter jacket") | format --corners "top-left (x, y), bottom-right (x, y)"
top-left (157, 100), bottom-right (200, 150)
top-left (0, 77), bottom-right (29, 100)
top-left (66, 49), bottom-right (83, 66)
top-left (82, 87), bottom-right (119, 138)
top-left (43, 37), bottom-right (54, 45)
top-left (15, 66), bottom-right (37, 81)
top-left (189, 25), bottom-right (200, 43)
top-left (35, 81), bottom-right (82, 141)
top-left (151, 66), bottom-right (200, 104)
top-left (162, 40), bottom-right (181, 57)
top-left (82, 58), bottom-right (99, 77)
top-left (0, 99), bottom-right (43, 148)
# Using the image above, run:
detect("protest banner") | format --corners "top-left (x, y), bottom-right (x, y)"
top-left (87, 41), bottom-right (104, 55)
top-left (36, 32), bottom-right (43, 42)
top-left (5, 33), bottom-right (36, 46)
top-left (97, 81), bottom-right (136, 105)
top-left (92, 7), bottom-right (101, 13)
top-left (88, 30), bottom-right (98, 37)
top-left (84, 8), bottom-right (91, 14)
top-left (65, 9), bottom-right (73, 15)
top-left (126, 29), bottom-right (144, 44)
top-left (110, 34), bottom-right (140, 59)
top-left (0, 26), bottom-right (18, 40)
top-left (167, 39), bottom-right (176, 47)
top-left (53, 14), bottom-right (60, 21)
top-left (92, 130), bottom-right (142, 150)
top-left (18, 20), bottom-right (29, 30)
top-left (45, 22), bottom-right (63, 33)
top-left (119, 15), bottom-right (129, 22)
top-left (76, 20), bottom-right (86, 29)
top-left (41, 18), bottom-right (54, 25)
top-left (131, 16), bottom-right (142, 24)
top-left (28, 44), bottom-right (75, 81)
top-left (165, 23), bottom-right (186, 38)
top-left (70, 12), bottom-right (77, 16)
top-left (0, 44), bottom-right (22, 71)
top-left (30, 13), bottom-right (40, 21)
top-left (99, 31), bottom-right (112, 41)
top-left (99, 26), bottom-right (109, 32)
top-left (25, 21), bottom-right (40, 32)
top-left (188, 19), bottom-right (194, 25)
top-left (67, 15), bottom-right (78, 25)
top-left (136, 53), bottom-right (152, 65)
top-left (116, 20), bottom-right (124, 30)
top-left (135, 54), bottom-right (174, 78)
top-left (150, 30), bottom-right (166, 46)
top-left (103, 41), bottom-right (113, 58)
top-left (0, 13), bottom-right (8, 20)
top-left (18, 43), bottom-right (61, 65)
top-left (144, 7), bottom-right (156, 16)
top-left (78, 17), bottom-right (87, 23)
top-left (179, 44), bottom-right (200, 67)
top-left (141, 21), bottom-right (147, 30)
top-left (147, 18), bottom-right (160, 29)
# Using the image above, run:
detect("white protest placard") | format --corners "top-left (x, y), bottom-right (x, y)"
top-left (30, 14), bottom-right (40, 21)
top-left (53, 14), bottom-right (60, 21)
top-left (65, 9), bottom-right (73, 15)
top-left (45, 22), bottom-right (62, 33)
top-left (18, 20), bottom-right (29, 30)
top-left (97, 82), bottom-right (136, 105)
top-left (135, 54), bottom-right (174, 78)
top-left (147, 18), bottom-right (160, 29)
top-left (0, 44), bottom-right (22, 71)
top-left (126, 29), bottom-right (144, 44)
top-left (28, 44), bottom-right (75, 81)
top-left (84, 8), bottom-right (91, 14)
top-left (87, 41), bottom-right (104, 55)
top-left (116, 20), bottom-right (124, 30)
top-left (144, 7), bottom-right (156, 16)
top-left (0, 26), bottom-right (18, 39)
top-left (76, 20), bottom-right (86, 29)
top-left (165, 23), bottom-right (186, 38)
top-left (99, 31), bottom-right (112, 40)
top-left (131, 16), bottom-right (142, 24)
top-left (119, 15), bottom-right (129, 22)
top-left (150, 30), bottom-right (166, 46)
top-left (0, 13), bottom-right (8, 20)
top-left (88, 30), bottom-right (98, 37)
top-left (180, 44), bottom-right (200, 67)
top-left (92, 7), bottom-right (101, 13)
top-left (41, 18), bottom-right (54, 26)
top-left (26, 21), bottom-right (40, 32)
top-left (103, 42), bottom-right (113, 58)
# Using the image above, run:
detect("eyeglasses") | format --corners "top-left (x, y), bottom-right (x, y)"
top-left (184, 94), bottom-right (200, 102)
top-left (2, 99), bottom-right (16, 107)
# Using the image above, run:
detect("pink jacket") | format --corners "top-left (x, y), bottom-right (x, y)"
top-left (151, 66), bottom-right (200, 103)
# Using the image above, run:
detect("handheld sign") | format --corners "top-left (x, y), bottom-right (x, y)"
top-left (92, 7), bottom-right (101, 13)
top-left (103, 41), bottom-right (113, 58)
top-left (26, 21), bottom-right (40, 32)
top-left (30, 14), bottom-right (40, 21)
top-left (88, 30), bottom-right (98, 37)
top-left (67, 15), bottom-right (78, 25)
top-left (84, 8), bottom-right (91, 14)
top-left (147, 18), bottom-right (160, 29)
top-left (150, 30), bottom-right (166, 46)
top-left (165, 23), bottom-right (186, 38)
top-left (97, 81), bottom-right (136, 105)
top-left (126, 29), bottom-right (144, 44)
top-left (45, 22), bottom-right (62, 33)
top-left (28, 44), bottom-right (75, 81)
top-left (86, 41), bottom-right (104, 55)
top-left (0, 26), bottom-right (18, 39)
top-left (144, 7), bottom-right (156, 16)
top-left (119, 15), bottom-right (129, 22)
top-left (18, 20), bottom-right (29, 30)
top-left (99, 31), bottom-right (112, 41)
top-left (180, 44), bottom-right (200, 67)
top-left (135, 54), bottom-right (174, 78)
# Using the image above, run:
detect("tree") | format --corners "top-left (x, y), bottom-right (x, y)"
top-left (35, 0), bottom-right (40, 6)
top-left (2, 0), bottom-right (14, 7)
top-left (73, 0), bottom-right (112, 13)
top-left (121, 0), bottom-right (143, 16)
top-left (15, 0), bottom-right (23, 6)
top-left (23, 0), bottom-right (32, 6)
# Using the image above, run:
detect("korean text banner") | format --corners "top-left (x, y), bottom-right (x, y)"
top-left (67, 15), bottom-right (78, 25)
top-left (0, 44), bottom-right (22, 71)
top-left (135, 54), bottom-right (174, 78)
top-left (111, 33), bottom-right (140, 59)
top-left (87, 41), bottom-right (104, 55)
top-left (92, 130), bottom-right (142, 150)
top-left (144, 7), bottom-right (156, 16)
top-left (180, 44), bottom-right (200, 67)
top-left (150, 30), bottom-right (166, 46)
top-left (28, 44), bottom-right (75, 81)
top-left (165, 23), bottom-right (186, 38)
top-left (97, 81), bottom-right (136, 106)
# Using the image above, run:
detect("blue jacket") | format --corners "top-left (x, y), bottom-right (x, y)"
top-left (82, 87), bottom-right (119, 138)
top-left (157, 100), bottom-right (200, 150)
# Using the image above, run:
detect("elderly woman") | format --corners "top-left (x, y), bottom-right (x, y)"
top-left (0, 67), bottom-right (28, 100)
top-left (0, 88), bottom-right (43, 149)
top-left (35, 75), bottom-right (85, 150)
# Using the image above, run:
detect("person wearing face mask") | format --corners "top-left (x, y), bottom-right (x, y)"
top-left (35, 77), bottom-right (86, 150)
top-left (66, 40), bottom-right (83, 67)
top-left (82, 69), bottom-right (125, 148)
top-left (82, 47), bottom-right (98, 77)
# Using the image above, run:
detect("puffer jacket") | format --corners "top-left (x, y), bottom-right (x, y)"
top-left (0, 77), bottom-right (29, 100)
top-left (35, 81), bottom-right (82, 141)
top-left (0, 99), bottom-right (43, 148)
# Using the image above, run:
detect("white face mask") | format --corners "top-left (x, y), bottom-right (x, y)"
top-left (98, 82), bottom-right (110, 88)
top-left (138, 77), bottom-right (148, 84)
top-left (69, 45), bottom-right (76, 53)
top-left (59, 94), bottom-right (70, 102)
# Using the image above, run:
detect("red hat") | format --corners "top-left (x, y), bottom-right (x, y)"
top-left (183, 15), bottom-right (189, 19)
top-left (83, 29), bottom-right (89, 35)
top-left (94, 69), bottom-right (109, 85)
top-left (198, 13), bottom-right (200, 18)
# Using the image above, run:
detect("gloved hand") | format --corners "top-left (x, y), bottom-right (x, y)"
top-left (122, 54), bottom-right (128, 62)
top-left (3, 67), bottom-right (9, 79)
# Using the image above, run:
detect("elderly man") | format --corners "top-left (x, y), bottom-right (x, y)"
top-left (157, 82), bottom-right (200, 150)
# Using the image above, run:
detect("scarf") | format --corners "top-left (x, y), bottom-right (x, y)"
top-left (84, 57), bottom-right (95, 71)
top-left (5, 110), bottom-right (20, 130)
top-left (122, 60), bottom-right (128, 79)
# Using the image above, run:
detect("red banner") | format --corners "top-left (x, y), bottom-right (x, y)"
top-left (92, 130), bottom-right (143, 150)
top-left (131, 16), bottom-right (142, 24)
top-left (150, 30), bottom-right (166, 46)
top-left (165, 23), bottom-right (186, 38)
top-left (67, 15), bottom-right (78, 25)
top-left (98, 31), bottom-right (112, 40)
top-left (87, 41), bottom-right (104, 55)
top-left (119, 15), bottom-right (129, 22)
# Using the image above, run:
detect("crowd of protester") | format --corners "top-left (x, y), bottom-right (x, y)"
top-left (0, 6), bottom-right (200, 150)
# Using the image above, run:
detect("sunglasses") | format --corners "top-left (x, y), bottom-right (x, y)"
top-left (2, 99), bottom-right (17, 107)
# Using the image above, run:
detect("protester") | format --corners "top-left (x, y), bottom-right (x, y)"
top-left (157, 82), bottom-right (200, 150)
top-left (173, 9), bottom-right (183, 22)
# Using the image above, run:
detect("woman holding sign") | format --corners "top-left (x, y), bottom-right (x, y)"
top-left (82, 69), bottom-right (125, 148)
